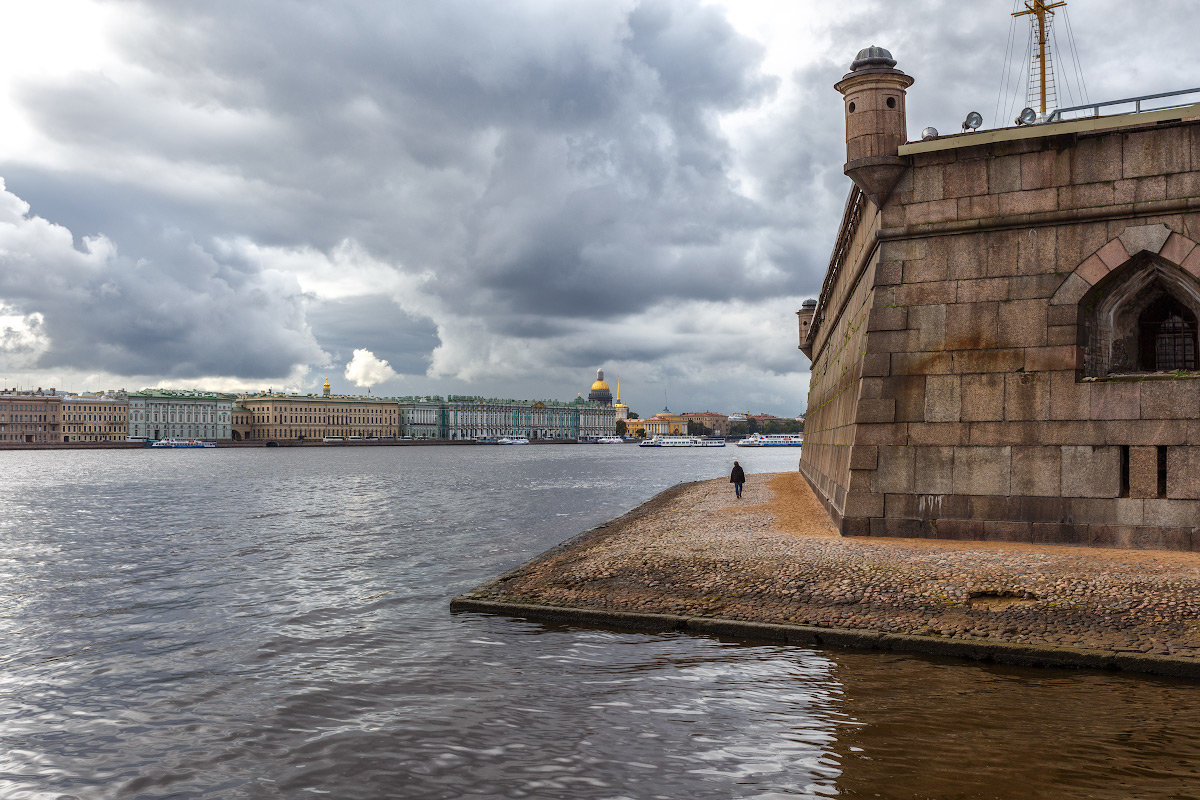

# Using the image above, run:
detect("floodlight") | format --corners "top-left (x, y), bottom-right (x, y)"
top-left (921, 127), bottom-right (939, 140)
top-left (1016, 107), bottom-right (1037, 126)
top-left (962, 111), bottom-right (983, 131)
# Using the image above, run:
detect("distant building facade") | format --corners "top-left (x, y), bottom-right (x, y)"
top-left (61, 394), bottom-right (129, 442)
top-left (128, 391), bottom-right (232, 441)
top-left (431, 397), bottom-right (615, 441)
top-left (236, 392), bottom-right (399, 440)
top-left (799, 47), bottom-right (1200, 551)
top-left (398, 400), bottom-right (441, 439)
top-left (0, 389), bottom-right (62, 444)
top-left (634, 407), bottom-right (687, 436)
top-left (231, 404), bottom-right (253, 441)
top-left (681, 412), bottom-right (730, 435)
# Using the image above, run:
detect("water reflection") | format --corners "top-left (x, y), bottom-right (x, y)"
top-left (828, 652), bottom-right (1200, 798)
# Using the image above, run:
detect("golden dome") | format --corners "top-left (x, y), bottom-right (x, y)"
top-left (591, 378), bottom-right (610, 392)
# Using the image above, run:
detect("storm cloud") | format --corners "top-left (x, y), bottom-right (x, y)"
top-left (0, 0), bottom-right (1193, 412)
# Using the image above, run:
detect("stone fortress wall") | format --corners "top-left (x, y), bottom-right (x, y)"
top-left (800, 47), bottom-right (1200, 550)
top-left (798, 188), bottom-right (881, 525)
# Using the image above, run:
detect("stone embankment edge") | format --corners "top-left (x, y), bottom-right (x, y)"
top-left (449, 596), bottom-right (1200, 680)
top-left (451, 480), bottom-right (1200, 681)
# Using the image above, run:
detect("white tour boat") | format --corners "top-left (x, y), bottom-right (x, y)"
top-left (150, 438), bottom-right (217, 449)
top-left (596, 436), bottom-right (625, 444)
top-left (734, 433), bottom-right (803, 447)
top-left (638, 435), bottom-right (710, 447)
top-left (498, 437), bottom-right (531, 445)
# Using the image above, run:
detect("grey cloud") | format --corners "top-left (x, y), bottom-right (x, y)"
top-left (16, 0), bottom-right (786, 322)
top-left (305, 295), bottom-right (439, 375)
top-left (3, 0), bottom-right (1186, 414)
top-left (0, 189), bottom-right (324, 378)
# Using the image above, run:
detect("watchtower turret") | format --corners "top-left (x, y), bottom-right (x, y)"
top-left (833, 46), bottom-right (914, 207)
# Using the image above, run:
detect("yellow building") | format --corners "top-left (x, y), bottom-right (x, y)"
top-left (231, 404), bottom-right (253, 441)
top-left (61, 394), bottom-right (129, 442)
top-left (629, 407), bottom-right (688, 436)
top-left (236, 380), bottom-right (399, 441)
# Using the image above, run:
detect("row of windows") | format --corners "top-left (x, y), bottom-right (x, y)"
top-left (129, 413), bottom-right (228, 423)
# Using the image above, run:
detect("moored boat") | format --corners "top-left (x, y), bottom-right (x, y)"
top-left (638, 435), bottom-right (703, 447)
top-left (498, 437), bottom-right (530, 445)
top-left (596, 436), bottom-right (625, 444)
top-left (150, 438), bottom-right (217, 449)
top-left (734, 433), bottom-right (802, 447)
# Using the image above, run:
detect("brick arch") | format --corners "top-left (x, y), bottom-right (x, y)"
top-left (1051, 223), bottom-right (1200, 308)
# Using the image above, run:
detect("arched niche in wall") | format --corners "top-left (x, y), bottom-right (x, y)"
top-left (1079, 252), bottom-right (1200, 377)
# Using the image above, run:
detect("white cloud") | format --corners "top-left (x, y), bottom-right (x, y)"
top-left (344, 348), bottom-right (398, 388)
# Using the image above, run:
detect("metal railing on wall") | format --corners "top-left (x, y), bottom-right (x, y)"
top-left (1047, 87), bottom-right (1200, 122)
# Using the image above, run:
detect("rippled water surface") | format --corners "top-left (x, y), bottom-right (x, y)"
top-left (2, 445), bottom-right (1199, 799)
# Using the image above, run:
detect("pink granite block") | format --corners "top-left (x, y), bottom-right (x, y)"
top-left (1076, 253), bottom-right (1110, 286)
top-left (1184, 246), bottom-right (1200, 280)
top-left (957, 277), bottom-right (1010, 303)
top-left (958, 194), bottom-right (1000, 220)
top-left (1096, 238), bottom-right (1130, 270)
top-left (912, 165), bottom-right (945, 203)
top-left (1058, 182), bottom-right (1115, 209)
top-left (1090, 381), bottom-right (1140, 420)
top-left (943, 158), bottom-right (988, 199)
top-left (1021, 150), bottom-right (1070, 191)
top-left (1024, 346), bottom-right (1076, 372)
top-left (998, 188), bottom-right (1058, 216)
top-left (1160, 232), bottom-right (1198, 267)
top-left (904, 199), bottom-right (958, 227)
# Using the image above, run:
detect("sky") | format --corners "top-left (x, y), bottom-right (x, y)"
top-left (0, 0), bottom-right (1194, 417)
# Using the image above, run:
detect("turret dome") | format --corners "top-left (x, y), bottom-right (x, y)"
top-left (850, 45), bottom-right (896, 71)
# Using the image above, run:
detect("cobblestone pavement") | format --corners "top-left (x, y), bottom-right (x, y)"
top-left (465, 472), bottom-right (1200, 660)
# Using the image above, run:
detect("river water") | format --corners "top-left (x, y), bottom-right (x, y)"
top-left (1, 445), bottom-right (1199, 799)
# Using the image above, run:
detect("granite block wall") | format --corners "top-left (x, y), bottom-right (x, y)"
top-left (817, 117), bottom-right (1200, 550)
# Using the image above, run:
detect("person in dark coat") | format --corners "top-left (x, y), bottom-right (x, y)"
top-left (730, 460), bottom-right (745, 499)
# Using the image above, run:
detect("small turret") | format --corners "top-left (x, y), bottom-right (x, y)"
top-left (797, 298), bottom-right (817, 358)
top-left (834, 46), bottom-right (914, 207)
top-left (323, 377), bottom-right (331, 397)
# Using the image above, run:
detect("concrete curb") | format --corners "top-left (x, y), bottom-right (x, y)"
top-left (449, 596), bottom-right (1200, 680)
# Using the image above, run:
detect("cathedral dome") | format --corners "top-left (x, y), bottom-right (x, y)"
top-left (588, 368), bottom-right (613, 406)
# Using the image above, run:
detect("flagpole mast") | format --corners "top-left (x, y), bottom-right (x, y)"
top-left (1013, 0), bottom-right (1066, 115)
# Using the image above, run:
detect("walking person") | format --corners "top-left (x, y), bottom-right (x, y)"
top-left (730, 460), bottom-right (745, 499)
